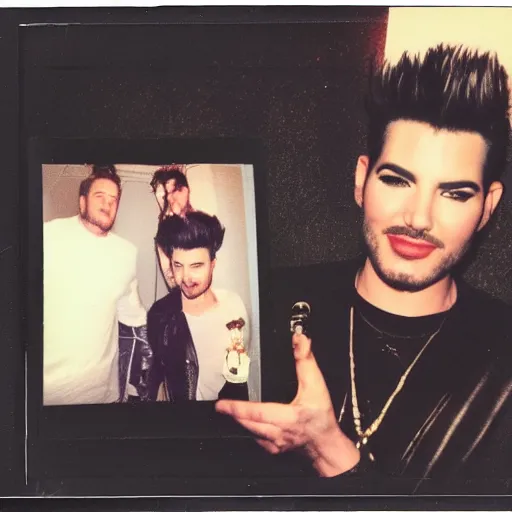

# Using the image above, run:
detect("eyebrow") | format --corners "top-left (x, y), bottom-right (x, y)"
top-left (376, 163), bottom-right (481, 193)
top-left (94, 191), bottom-right (119, 199)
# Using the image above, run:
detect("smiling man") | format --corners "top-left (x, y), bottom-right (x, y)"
top-left (43, 165), bottom-right (147, 405)
top-left (146, 211), bottom-right (250, 402)
top-left (215, 45), bottom-right (512, 492)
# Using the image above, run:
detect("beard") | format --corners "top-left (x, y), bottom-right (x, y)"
top-left (362, 218), bottom-right (472, 292)
top-left (80, 204), bottom-right (114, 233)
top-left (180, 274), bottom-right (213, 300)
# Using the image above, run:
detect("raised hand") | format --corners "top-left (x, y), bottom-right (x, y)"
top-left (215, 331), bottom-right (360, 476)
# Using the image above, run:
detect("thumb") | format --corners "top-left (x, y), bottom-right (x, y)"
top-left (292, 332), bottom-right (312, 361)
top-left (292, 333), bottom-right (327, 397)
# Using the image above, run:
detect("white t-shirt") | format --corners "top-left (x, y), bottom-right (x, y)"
top-left (43, 215), bottom-right (147, 405)
top-left (184, 289), bottom-right (249, 401)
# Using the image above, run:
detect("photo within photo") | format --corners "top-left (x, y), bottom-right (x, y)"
top-left (42, 162), bottom-right (261, 406)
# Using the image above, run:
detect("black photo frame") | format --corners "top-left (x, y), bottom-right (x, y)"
top-left (23, 136), bottom-right (304, 495)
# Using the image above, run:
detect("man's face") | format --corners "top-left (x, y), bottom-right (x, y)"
top-left (79, 178), bottom-right (120, 234)
top-left (171, 247), bottom-right (215, 300)
top-left (355, 119), bottom-right (501, 292)
top-left (165, 178), bottom-right (190, 217)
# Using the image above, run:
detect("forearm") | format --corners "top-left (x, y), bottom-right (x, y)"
top-left (306, 426), bottom-right (360, 477)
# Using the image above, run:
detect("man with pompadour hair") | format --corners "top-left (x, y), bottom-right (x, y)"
top-left (215, 44), bottom-right (512, 493)
top-left (146, 211), bottom-right (251, 403)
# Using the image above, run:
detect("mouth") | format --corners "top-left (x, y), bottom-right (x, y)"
top-left (386, 234), bottom-right (437, 260)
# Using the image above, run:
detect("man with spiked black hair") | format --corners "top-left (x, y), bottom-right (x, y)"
top-left (216, 44), bottom-right (512, 492)
top-left (146, 211), bottom-right (251, 402)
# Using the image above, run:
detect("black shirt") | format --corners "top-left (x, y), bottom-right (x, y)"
top-left (347, 292), bottom-right (448, 440)
top-left (267, 258), bottom-right (512, 494)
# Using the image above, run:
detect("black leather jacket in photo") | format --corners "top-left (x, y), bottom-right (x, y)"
top-left (118, 323), bottom-right (153, 402)
top-left (146, 288), bottom-right (249, 402)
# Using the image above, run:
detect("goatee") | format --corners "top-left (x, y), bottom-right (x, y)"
top-left (362, 218), bottom-right (471, 292)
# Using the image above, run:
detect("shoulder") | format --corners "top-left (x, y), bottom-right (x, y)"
top-left (148, 288), bottom-right (181, 320)
top-left (216, 289), bottom-right (247, 312)
top-left (456, 280), bottom-right (512, 365)
top-left (108, 231), bottom-right (137, 254)
top-left (458, 280), bottom-right (512, 326)
top-left (44, 216), bottom-right (76, 236)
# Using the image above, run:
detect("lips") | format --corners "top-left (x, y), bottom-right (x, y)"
top-left (387, 234), bottom-right (437, 260)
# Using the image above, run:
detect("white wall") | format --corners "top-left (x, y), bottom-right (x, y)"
top-left (112, 180), bottom-right (163, 310)
top-left (42, 164), bottom-right (86, 222)
top-left (385, 7), bottom-right (512, 112)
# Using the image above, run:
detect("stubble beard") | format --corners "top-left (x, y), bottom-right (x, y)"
top-left (362, 218), bottom-right (472, 292)
top-left (80, 202), bottom-right (114, 234)
top-left (181, 274), bottom-right (213, 301)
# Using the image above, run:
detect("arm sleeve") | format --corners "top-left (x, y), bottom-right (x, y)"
top-left (116, 246), bottom-right (146, 327)
top-left (117, 277), bottom-right (147, 327)
top-left (145, 306), bottom-right (165, 401)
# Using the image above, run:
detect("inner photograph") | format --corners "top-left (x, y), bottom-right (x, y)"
top-left (42, 162), bottom-right (261, 406)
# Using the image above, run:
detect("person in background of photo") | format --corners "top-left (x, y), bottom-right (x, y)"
top-left (43, 164), bottom-right (150, 405)
top-left (146, 211), bottom-right (250, 402)
top-left (150, 165), bottom-right (195, 290)
top-left (216, 44), bottom-right (512, 493)
top-left (150, 165), bottom-right (194, 221)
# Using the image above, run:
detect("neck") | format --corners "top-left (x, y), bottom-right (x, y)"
top-left (79, 216), bottom-right (108, 237)
top-left (182, 288), bottom-right (217, 315)
top-left (356, 258), bottom-right (457, 317)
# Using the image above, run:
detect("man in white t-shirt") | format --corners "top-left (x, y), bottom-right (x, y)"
top-left (147, 211), bottom-right (250, 402)
top-left (44, 165), bottom-right (148, 405)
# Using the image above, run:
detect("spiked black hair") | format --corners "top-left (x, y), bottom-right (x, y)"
top-left (155, 211), bottom-right (225, 260)
top-left (365, 44), bottom-right (510, 189)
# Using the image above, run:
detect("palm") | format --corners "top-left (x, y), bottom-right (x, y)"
top-left (216, 333), bottom-right (338, 453)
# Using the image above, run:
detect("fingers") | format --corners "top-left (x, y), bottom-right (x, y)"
top-left (237, 418), bottom-right (282, 441)
top-left (215, 399), bottom-right (297, 426)
top-left (255, 438), bottom-right (281, 454)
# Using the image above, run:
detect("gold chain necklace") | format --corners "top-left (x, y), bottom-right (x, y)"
top-left (349, 306), bottom-right (445, 459)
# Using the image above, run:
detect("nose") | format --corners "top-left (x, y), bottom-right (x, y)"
top-left (403, 189), bottom-right (434, 232)
top-left (182, 267), bottom-right (192, 284)
top-left (103, 197), bottom-right (115, 209)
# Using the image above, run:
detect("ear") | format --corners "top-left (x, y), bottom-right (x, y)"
top-left (79, 195), bottom-right (85, 215)
top-left (157, 244), bottom-right (171, 267)
top-left (354, 155), bottom-right (370, 208)
top-left (477, 181), bottom-right (503, 232)
top-left (211, 257), bottom-right (217, 270)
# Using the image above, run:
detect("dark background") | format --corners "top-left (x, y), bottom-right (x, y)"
top-left (1, 4), bottom-right (512, 506)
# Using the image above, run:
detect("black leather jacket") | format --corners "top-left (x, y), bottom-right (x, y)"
top-left (147, 288), bottom-right (249, 402)
top-left (118, 323), bottom-right (153, 401)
